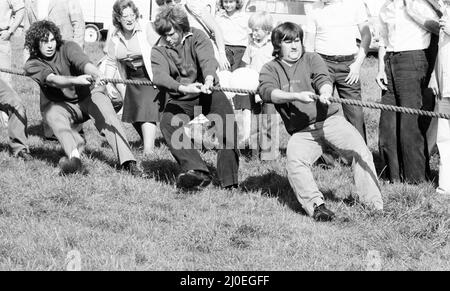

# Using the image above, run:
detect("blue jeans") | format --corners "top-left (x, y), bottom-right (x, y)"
top-left (0, 78), bottom-right (29, 155)
top-left (379, 50), bottom-right (431, 184)
top-left (287, 116), bottom-right (383, 217)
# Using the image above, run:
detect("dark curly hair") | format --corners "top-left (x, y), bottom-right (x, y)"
top-left (154, 5), bottom-right (190, 36)
top-left (112, 0), bottom-right (140, 31)
top-left (25, 20), bottom-right (63, 58)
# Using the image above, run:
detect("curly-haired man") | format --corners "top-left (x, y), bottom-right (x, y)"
top-left (24, 20), bottom-right (142, 176)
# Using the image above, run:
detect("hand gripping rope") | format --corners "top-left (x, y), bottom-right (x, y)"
top-left (2, 67), bottom-right (449, 120)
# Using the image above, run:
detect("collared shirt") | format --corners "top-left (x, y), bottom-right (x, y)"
top-left (242, 38), bottom-right (274, 72)
top-left (379, 0), bottom-right (436, 52)
top-left (307, 0), bottom-right (367, 56)
top-left (0, 0), bottom-right (24, 30)
top-left (215, 10), bottom-right (250, 47)
top-left (113, 24), bottom-right (143, 60)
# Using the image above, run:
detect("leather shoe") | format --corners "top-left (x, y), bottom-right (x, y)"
top-left (177, 170), bottom-right (212, 191)
top-left (59, 157), bottom-right (83, 175)
top-left (313, 204), bottom-right (336, 222)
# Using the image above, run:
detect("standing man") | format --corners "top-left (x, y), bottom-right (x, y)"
top-left (0, 0), bottom-right (25, 127)
top-left (0, 77), bottom-right (31, 160)
top-left (0, 0), bottom-right (25, 82)
top-left (24, 0), bottom-right (85, 140)
top-left (24, 0), bottom-right (85, 48)
top-left (305, 0), bottom-right (371, 140)
top-left (376, 0), bottom-right (440, 184)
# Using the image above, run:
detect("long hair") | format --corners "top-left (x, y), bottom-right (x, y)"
top-left (153, 5), bottom-right (190, 36)
top-left (271, 22), bottom-right (304, 59)
top-left (24, 20), bottom-right (63, 58)
top-left (112, 0), bottom-right (141, 31)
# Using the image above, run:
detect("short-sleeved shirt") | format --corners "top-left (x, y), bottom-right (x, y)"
top-left (215, 10), bottom-right (250, 47)
top-left (307, 0), bottom-right (367, 56)
top-left (24, 41), bottom-right (92, 104)
top-left (0, 0), bottom-right (24, 30)
top-left (242, 39), bottom-right (274, 73)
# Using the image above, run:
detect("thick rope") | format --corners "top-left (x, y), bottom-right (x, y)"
top-left (2, 67), bottom-right (449, 120)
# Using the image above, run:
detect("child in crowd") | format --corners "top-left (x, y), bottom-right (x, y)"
top-left (216, 0), bottom-right (251, 146)
top-left (241, 11), bottom-right (280, 161)
top-left (215, 0), bottom-right (250, 71)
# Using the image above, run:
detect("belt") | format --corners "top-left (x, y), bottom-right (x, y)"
top-left (319, 54), bottom-right (355, 62)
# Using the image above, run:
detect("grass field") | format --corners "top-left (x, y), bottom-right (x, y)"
top-left (0, 36), bottom-right (449, 271)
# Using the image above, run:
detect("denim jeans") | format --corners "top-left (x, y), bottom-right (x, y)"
top-left (0, 78), bottom-right (29, 155)
top-left (160, 91), bottom-right (240, 188)
top-left (287, 115), bottom-right (383, 217)
top-left (324, 58), bottom-right (367, 141)
top-left (379, 50), bottom-right (431, 184)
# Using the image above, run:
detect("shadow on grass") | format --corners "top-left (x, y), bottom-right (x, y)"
top-left (27, 124), bottom-right (45, 138)
top-left (141, 159), bottom-right (180, 185)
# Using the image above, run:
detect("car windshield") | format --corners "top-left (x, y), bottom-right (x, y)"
top-left (245, 0), bottom-right (306, 15)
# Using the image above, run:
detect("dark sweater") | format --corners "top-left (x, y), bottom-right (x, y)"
top-left (151, 28), bottom-right (219, 100)
top-left (258, 52), bottom-right (341, 135)
top-left (24, 41), bottom-right (92, 104)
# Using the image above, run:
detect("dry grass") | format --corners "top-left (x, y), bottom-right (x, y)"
top-left (0, 37), bottom-right (448, 271)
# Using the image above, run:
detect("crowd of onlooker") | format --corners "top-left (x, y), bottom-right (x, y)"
top-left (0, 0), bottom-right (449, 222)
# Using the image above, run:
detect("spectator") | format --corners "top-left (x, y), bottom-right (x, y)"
top-left (215, 0), bottom-right (249, 71)
top-left (0, 0), bottom-right (25, 126)
top-left (151, 5), bottom-right (239, 191)
top-left (241, 11), bottom-right (280, 161)
top-left (24, 20), bottom-right (143, 176)
top-left (104, 0), bottom-right (163, 157)
top-left (259, 22), bottom-right (383, 221)
top-left (304, 0), bottom-right (371, 141)
top-left (376, 0), bottom-right (440, 184)
top-left (0, 0), bottom-right (25, 83)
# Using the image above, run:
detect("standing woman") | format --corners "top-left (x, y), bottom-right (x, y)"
top-left (105, 0), bottom-right (163, 156)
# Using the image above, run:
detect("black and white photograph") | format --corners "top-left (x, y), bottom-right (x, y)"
top-left (0, 0), bottom-right (449, 274)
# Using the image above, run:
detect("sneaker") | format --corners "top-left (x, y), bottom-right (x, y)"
top-left (16, 150), bottom-right (33, 161)
top-left (177, 170), bottom-right (212, 191)
top-left (121, 161), bottom-right (146, 177)
top-left (313, 204), bottom-right (336, 222)
top-left (59, 157), bottom-right (83, 175)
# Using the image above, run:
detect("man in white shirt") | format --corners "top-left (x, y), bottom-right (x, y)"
top-left (376, 0), bottom-right (440, 184)
top-left (304, 0), bottom-right (371, 140)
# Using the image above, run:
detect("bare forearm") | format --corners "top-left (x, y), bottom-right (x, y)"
top-left (378, 46), bottom-right (386, 73)
top-left (46, 74), bottom-right (82, 88)
top-left (319, 83), bottom-right (333, 96)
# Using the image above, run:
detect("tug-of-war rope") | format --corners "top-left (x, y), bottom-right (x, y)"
top-left (2, 66), bottom-right (450, 120)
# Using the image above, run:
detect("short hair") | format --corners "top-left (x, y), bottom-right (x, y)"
top-left (271, 22), bottom-right (304, 58)
top-left (248, 11), bottom-right (274, 32)
top-left (112, 0), bottom-right (141, 31)
top-left (219, 0), bottom-right (244, 11)
top-left (25, 20), bottom-right (63, 58)
top-left (154, 5), bottom-right (190, 36)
